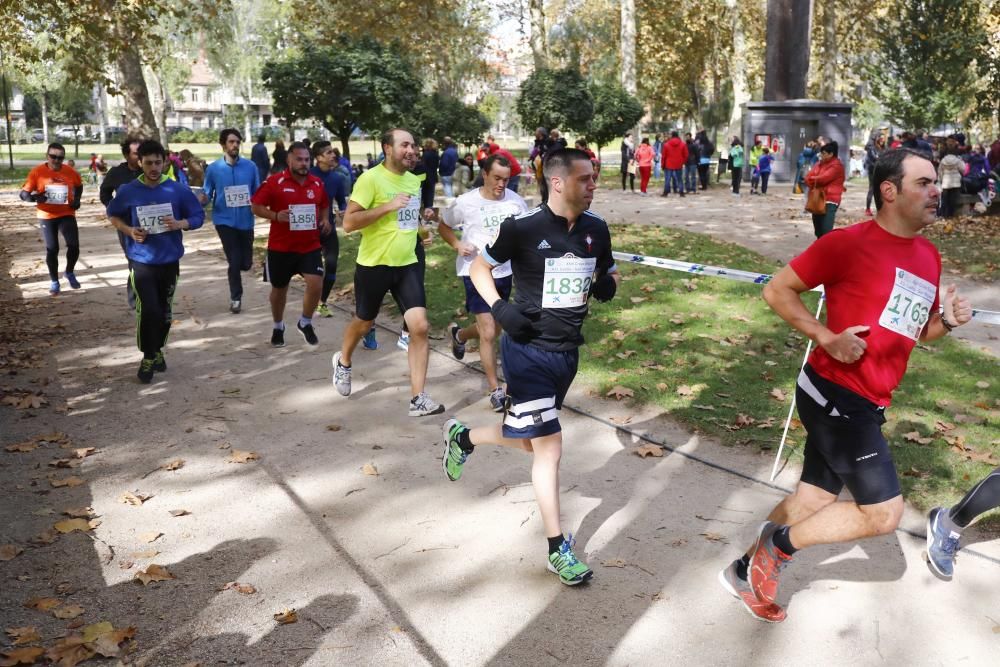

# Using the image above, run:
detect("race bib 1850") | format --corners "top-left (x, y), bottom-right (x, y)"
top-left (135, 203), bottom-right (174, 235)
top-left (288, 204), bottom-right (317, 231)
top-left (878, 267), bottom-right (935, 340)
top-left (542, 255), bottom-right (597, 308)
top-left (224, 184), bottom-right (251, 208)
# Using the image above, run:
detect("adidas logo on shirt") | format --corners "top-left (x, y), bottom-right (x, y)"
top-left (537, 239), bottom-right (551, 250)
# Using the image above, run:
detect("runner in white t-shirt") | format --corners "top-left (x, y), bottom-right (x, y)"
top-left (438, 154), bottom-right (528, 411)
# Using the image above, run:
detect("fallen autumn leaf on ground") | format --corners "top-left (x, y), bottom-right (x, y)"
top-left (135, 564), bottom-right (176, 585)
top-left (273, 609), bottom-right (298, 625)
top-left (633, 444), bottom-right (664, 458)
top-left (228, 450), bottom-right (259, 463)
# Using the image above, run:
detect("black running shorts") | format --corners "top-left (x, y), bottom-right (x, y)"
top-left (264, 249), bottom-right (324, 288)
top-left (796, 364), bottom-right (901, 505)
top-left (353, 262), bottom-right (426, 321)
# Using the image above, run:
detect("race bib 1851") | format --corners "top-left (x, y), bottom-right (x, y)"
top-left (44, 184), bottom-right (69, 205)
top-left (542, 255), bottom-right (597, 308)
top-left (135, 203), bottom-right (174, 235)
top-left (878, 267), bottom-right (936, 340)
top-left (224, 184), bottom-right (251, 208)
top-left (288, 204), bottom-right (317, 231)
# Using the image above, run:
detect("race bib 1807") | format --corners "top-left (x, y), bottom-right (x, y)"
top-left (224, 184), bottom-right (251, 208)
top-left (542, 255), bottom-right (597, 309)
top-left (396, 196), bottom-right (421, 230)
top-left (44, 184), bottom-right (69, 205)
top-left (135, 203), bottom-right (174, 235)
top-left (878, 267), bottom-right (936, 340)
top-left (288, 204), bottom-right (317, 231)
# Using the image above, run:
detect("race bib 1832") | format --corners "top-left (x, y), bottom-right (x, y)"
top-left (288, 204), bottom-right (317, 231)
top-left (878, 267), bottom-right (936, 340)
top-left (542, 255), bottom-right (597, 309)
top-left (135, 203), bottom-right (174, 235)
top-left (224, 184), bottom-right (251, 208)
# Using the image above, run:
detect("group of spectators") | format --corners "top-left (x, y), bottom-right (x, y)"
top-left (620, 130), bottom-right (716, 195)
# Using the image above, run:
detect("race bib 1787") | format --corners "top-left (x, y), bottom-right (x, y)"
top-left (878, 267), bottom-right (936, 340)
top-left (135, 203), bottom-right (174, 235)
top-left (44, 184), bottom-right (69, 205)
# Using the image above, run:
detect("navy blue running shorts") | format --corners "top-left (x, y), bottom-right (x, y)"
top-left (462, 275), bottom-right (512, 315)
top-left (500, 335), bottom-right (578, 440)
top-left (796, 364), bottom-right (901, 505)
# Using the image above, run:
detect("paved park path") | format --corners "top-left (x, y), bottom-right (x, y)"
top-left (0, 186), bottom-right (998, 665)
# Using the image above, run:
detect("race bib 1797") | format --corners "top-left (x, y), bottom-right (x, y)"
top-left (224, 184), bottom-right (251, 208)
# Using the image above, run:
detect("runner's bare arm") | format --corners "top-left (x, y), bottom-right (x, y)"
top-left (921, 285), bottom-right (972, 341)
top-left (318, 206), bottom-right (331, 234)
top-left (763, 265), bottom-right (869, 364)
top-left (108, 215), bottom-right (146, 242)
top-left (342, 194), bottom-right (409, 232)
top-left (250, 204), bottom-right (288, 222)
top-left (470, 255), bottom-right (502, 305)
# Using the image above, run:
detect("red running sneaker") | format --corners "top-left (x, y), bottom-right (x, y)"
top-left (749, 521), bottom-right (793, 604)
top-left (738, 590), bottom-right (787, 623)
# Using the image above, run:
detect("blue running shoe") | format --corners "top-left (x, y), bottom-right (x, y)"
top-left (926, 507), bottom-right (960, 579)
top-left (362, 325), bottom-right (379, 350)
top-left (64, 272), bottom-right (81, 289)
top-left (49, 280), bottom-right (60, 295)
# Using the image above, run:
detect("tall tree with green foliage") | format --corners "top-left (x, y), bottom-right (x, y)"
top-left (864, 0), bottom-right (982, 129)
top-left (585, 83), bottom-right (644, 157)
top-left (409, 93), bottom-right (490, 147)
top-left (515, 67), bottom-right (594, 134)
top-left (262, 40), bottom-right (421, 159)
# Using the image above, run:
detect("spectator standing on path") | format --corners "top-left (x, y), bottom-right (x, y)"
top-left (421, 138), bottom-right (440, 210)
top-left (653, 133), bottom-right (663, 180)
top-left (439, 137), bottom-right (459, 197)
top-left (795, 141), bottom-right (817, 195)
top-left (864, 134), bottom-right (886, 215)
top-left (634, 137), bottom-right (655, 195)
top-left (749, 139), bottom-right (765, 194)
top-left (271, 139), bottom-right (288, 174)
top-left (661, 130), bottom-right (688, 197)
top-left (696, 129), bottom-right (714, 190)
top-left (720, 148), bottom-right (972, 623)
top-left (757, 147), bottom-right (774, 195)
top-left (251, 135), bottom-right (271, 182)
top-left (576, 140), bottom-right (600, 176)
top-left (100, 137), bottom-right (144, 309)
top-left (937, 143), bottom-right (964, 219)
top-left (684, 133), bottom-right (699, 194)
top-left (729, 137), bottom-right (744, 195)
top-left (105, 140), bottom-right (205, 383)
top-left (250, 141), bottom-right (331, 348)
top-left (455, 154), bottom-right (475, 195)
top-left (620, 132), bottom-right (636, 192)
top-left (200, 128), bottom-right (261, 314)
top-left (180, 149), bottom-right (205, 187)
top-left (20, 142), bottom-right (84, 295)
top-left (962, 144), bottom-right (989, 196)
top-left (804, 141), bottom-right (846, 238)
top-left (488, 143), bottom-right (523, 193)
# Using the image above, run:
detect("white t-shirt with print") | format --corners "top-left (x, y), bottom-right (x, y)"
top-left (442, 188), bottom-right (527, 278)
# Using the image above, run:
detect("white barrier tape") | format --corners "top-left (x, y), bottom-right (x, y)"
top-left (612, 251), bottom-right (1000, 325)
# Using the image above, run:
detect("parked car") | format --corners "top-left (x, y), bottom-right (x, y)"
top-left (55, 126), bottom-right (83, 140)
top-left (28, 128), bottom-right (45, 143)
top-left (166, 126), bottom-right (192, 137)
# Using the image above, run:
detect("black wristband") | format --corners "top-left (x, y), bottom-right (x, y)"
top-left (940, 314), bottom-right (956, 332)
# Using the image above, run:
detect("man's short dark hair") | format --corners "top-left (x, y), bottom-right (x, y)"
top-left (288, 141), bottom-right (310, 155)
top-left (482, 154), bottom-right (511, 174)
top-left (543, 147), bottom-right (593, 181)
top-left (47, 142), bottom-right (65, 154)
top-left (312, 140), bottom-right (332, 158)
top-left (219, 128), bottom-right (243, 145)
top-left (871, 148), bottom-right (932, 210)
top-left (121, 137), bottom-right (142, 157)
top-left (381, 128), bottom-right (411, 152)
top-left (137, 140), bottom-right (166, 160)
top-left (257, 134), bottom-right (266, 143)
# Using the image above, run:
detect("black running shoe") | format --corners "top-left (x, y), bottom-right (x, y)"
top-left (137, 358), bottom-right (155, 383)
top-left (152, 350), bottom-right (166, 372)
top-left (271, 327), bottom-right (285, 348)
top-left (449, 322), bottom-right (465, 360)
top-left (297, 321), bottom-right (318, 345)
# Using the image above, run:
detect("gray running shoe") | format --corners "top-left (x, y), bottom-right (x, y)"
top-left (409, 392), bottom-right (444, 417)
top-left (489, 386), bottom-right (506, 413)
top-left (332, 351), bottom-right (351, 396)
top-left (449, 322), bottom-right (466, 360)
top-left (926, 507), bottom-right (960, 579)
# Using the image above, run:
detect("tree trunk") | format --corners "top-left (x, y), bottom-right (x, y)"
top-left (115, 43), bottom-right (160, 142)
top-left (724, 0), bottom-right (751, 145)
top-left (95, 84), bottom-right (107, 144)
top-left (620, 0), bottom-right (637, 96)
top-left (40, 93), bottom-right (48, 144)
top-left (529, 0), bottom-right (547, 69)
top-left (818, 0), bottom-right (837, 100)
top-left (764, 0), bottom-right (813, 101)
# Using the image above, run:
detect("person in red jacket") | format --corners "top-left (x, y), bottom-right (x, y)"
top-left (804, 141), bottom-right (846, 238)
top-left (660, 131), bottom-right (688, 197)
top-left (488, 143), bottom-right (523, 193)
top-left (634, 137), bottom-right (655, 194)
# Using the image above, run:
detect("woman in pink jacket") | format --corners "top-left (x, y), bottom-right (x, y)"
top-left (635, 137), bottom-right (655, 194)
top-left (804, 141), bottom-right (846, 238)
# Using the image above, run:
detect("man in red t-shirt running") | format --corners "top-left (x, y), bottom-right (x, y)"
top-left (251, 142), bottom-right (330, 347)
top-left (718, 148), bottom-right (974, 622)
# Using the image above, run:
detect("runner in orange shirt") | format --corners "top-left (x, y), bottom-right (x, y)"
top-left (20, 143), bottom-right (85, 294)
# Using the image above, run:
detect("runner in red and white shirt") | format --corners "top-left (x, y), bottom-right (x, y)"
top-left (720, 148), bottom-right (974, 623)
top-left (250, 141), bottom-right (330, 348)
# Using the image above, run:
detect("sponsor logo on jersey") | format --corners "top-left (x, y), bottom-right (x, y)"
top-left (537, 239), bottom-right (551, 249)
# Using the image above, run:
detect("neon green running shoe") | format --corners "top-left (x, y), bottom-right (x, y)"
top-left (316, 303), bottom-right (333, 318)
top-left (547, 534), bottom-right (593, 586)
top-left (442, 418), bottom-right (471, 481)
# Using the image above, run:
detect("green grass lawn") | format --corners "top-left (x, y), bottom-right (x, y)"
top-left (253, 221), bottom-right (999, 524)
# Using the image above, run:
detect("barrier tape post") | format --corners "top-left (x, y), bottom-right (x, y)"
top-left (770, 294), bottom-right (825, 482)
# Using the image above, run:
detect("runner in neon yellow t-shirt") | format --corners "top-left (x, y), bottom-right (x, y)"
top-left (332, 128), bottom-right (445, 417)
